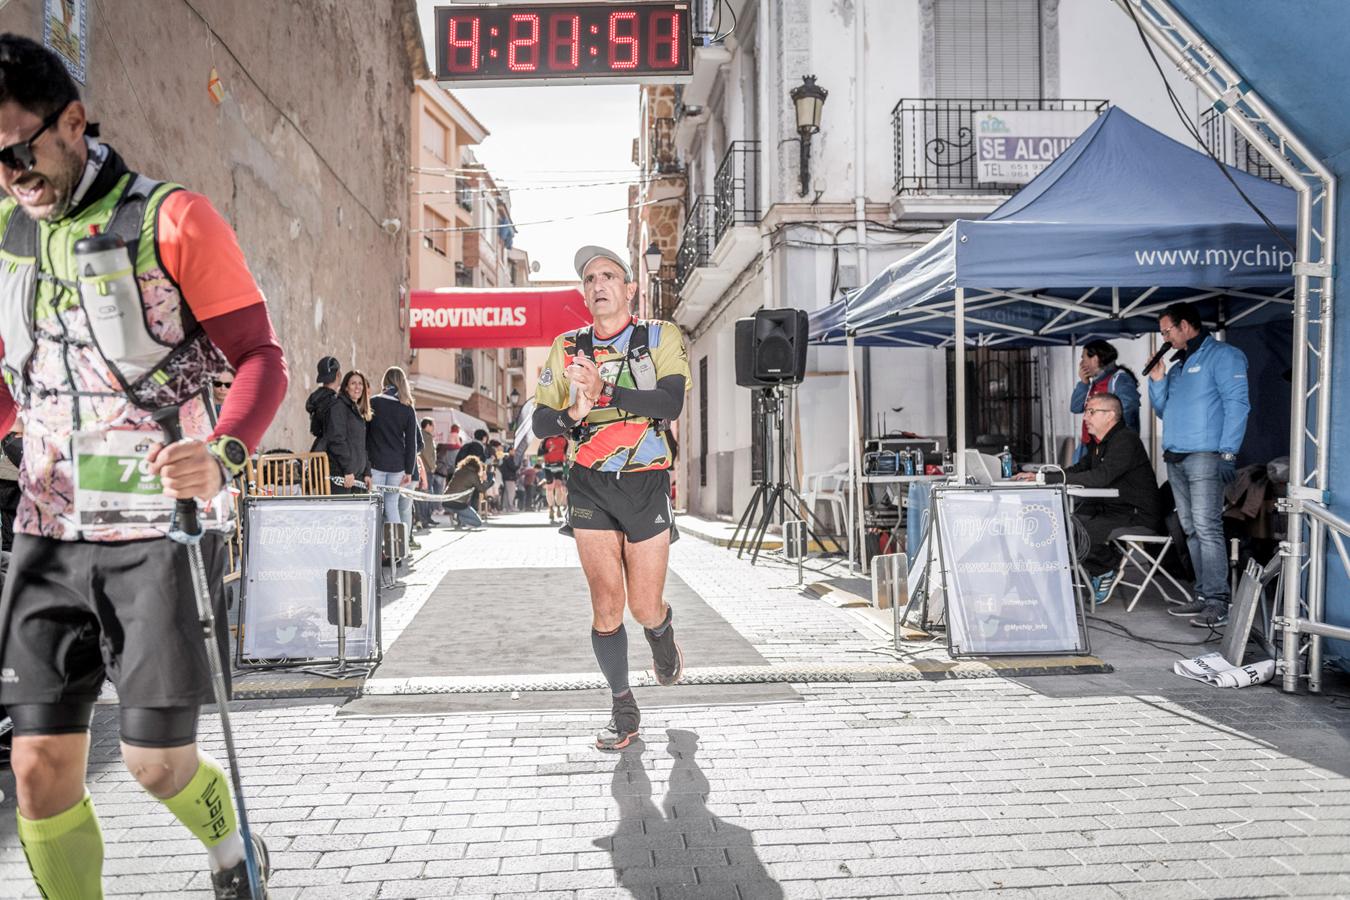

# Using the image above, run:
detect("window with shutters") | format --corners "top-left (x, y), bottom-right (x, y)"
top-left (933, 0), bottom-right (1041, 99)
top-left (424, 207), bottom-right (449, 257)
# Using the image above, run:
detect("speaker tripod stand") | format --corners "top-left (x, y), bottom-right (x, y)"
top-left (729, 386), bottom-right (843, 565)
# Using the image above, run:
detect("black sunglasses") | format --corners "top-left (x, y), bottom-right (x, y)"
top-left (213, 380), bottom-right (234, 388)
top-left (0, 106), bottom-right (66, 173)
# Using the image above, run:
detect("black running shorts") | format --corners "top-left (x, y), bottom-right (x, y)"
top-left (565, 465), bottom-right (676, 544)
top-left (0, 532), bottom-right (228, 708)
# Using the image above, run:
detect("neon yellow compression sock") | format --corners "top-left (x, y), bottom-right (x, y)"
top-left (159, 755), bottom-right (244, 871)
top-left (17, 792), bottom-right (105, 900)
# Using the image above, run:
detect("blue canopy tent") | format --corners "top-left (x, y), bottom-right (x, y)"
top-left (808, 106), bottom-right (1297, 566)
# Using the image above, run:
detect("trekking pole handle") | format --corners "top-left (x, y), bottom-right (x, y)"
top-left (151, 406), bottom-right (201, 536)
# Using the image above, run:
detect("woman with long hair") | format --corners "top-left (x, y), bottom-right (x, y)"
top-left (326, 370), bottom-right (373, 494)
top-left (367, 365), bottom-right (422, 546)
top-left (443, 455), bottom-right (487, 530)
top-left (1070, 339), bottom-right (1141, 462)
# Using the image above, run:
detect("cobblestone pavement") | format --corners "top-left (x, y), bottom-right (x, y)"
top-left (2, 513), bottom-right (1350, 899)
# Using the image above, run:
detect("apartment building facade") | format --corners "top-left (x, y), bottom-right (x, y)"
top-left (408, 81), bottom-right (530, 434)
top-left (632, 0), bottom-right (1222, 520)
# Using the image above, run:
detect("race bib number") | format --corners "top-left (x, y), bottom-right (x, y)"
top-left (72, 429), bottom-right (175, 529)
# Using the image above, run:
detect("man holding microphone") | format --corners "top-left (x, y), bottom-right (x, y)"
top-left (1148, 302), bottom-right (1250, 629)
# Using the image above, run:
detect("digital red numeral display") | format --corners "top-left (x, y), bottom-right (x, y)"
top-left (435, 4), bottom-right (691, 83)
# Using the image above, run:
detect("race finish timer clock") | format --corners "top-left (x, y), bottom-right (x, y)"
top-left (434, 3), bottom-right (694, 86)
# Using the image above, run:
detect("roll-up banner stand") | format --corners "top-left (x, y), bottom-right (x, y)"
top-left (236, 495), bottom-right (382, 668)
top-left (932, 484), bottom-right (1089, 657)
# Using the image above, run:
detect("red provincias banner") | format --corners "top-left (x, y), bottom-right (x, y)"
top-left (408, 287), bottom-right (591, 349)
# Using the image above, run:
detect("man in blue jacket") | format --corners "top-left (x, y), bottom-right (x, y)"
top-left (1149, 302), bottom-right (1250, 628)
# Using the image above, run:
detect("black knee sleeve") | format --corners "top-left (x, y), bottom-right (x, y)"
top-left (7, 701), bottom-right (95, 737)
top-left (119, 706), bottom-right (200, 748)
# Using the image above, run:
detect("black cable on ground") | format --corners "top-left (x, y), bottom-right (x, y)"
top-left (1086, 613), bottom-right (1219, 656)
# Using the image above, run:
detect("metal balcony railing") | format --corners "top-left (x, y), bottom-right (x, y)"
top-left (648, 265), bottom-right (679, 321)
top-left (507, 348), bottom-right (525, 368)
top-left (713, 140), bottom-right (760, 245)
top-left (892, 98), bottom-right (1108, 195)
top-left (675, 196), bottom-right (714, 294)
top-left (649, 117), bottom-right (681, 175)
top-left (1199, 109), bottom-right (1287, 187)
top-left (456, 176), bottom-right (474, 211)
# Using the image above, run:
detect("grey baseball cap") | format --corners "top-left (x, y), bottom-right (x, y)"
top-left (573, 245), bottom-right (633, 281)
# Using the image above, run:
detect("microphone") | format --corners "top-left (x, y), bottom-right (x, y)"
top-left (1142, 344), bottom-right (1174, 377)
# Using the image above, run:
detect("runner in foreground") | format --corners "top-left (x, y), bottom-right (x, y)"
top-left (0, 35), bottom-right (287, 898)
top-left (532, 245), bottom-right (691, 750)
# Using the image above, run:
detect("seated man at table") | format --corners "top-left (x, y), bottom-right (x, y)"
top-left (1015, 393), bottom-right (1160, 602)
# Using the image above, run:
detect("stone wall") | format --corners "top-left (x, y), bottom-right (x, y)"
top-left (0, 0), bottom-right (426, 449)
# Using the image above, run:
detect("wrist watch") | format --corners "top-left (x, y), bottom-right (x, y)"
top-left (208, 434), bottom-right (249, 478)
top-left (1220, 452), bottom-right (1237, 463)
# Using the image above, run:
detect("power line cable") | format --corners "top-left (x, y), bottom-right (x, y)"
top-left (411, 196), bottom-right (669, 234)
top-left (1124, 0), bottom-right (1295, 253)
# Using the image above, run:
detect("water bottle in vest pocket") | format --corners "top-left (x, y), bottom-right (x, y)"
top-left (74, 228), bottom-right (169, 384)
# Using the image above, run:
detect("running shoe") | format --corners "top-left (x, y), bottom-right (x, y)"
top-left (1189, 602), bottom-right (1229, 629)
top-left (595, 693), bottom-right (640, 751)
top-left (645, 620), bottom-right (684, 686)
top-left (212, 832), bottom-right (270, 899)
top-left (1167, 598), bottom-right (1209, 617)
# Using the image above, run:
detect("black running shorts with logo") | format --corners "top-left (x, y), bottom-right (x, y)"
top-left (0, 532), bottom-right (228, 708)
top-left (566, 465), bottom-right (676, 543)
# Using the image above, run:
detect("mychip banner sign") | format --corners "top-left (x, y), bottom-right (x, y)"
top-left (239, 496), bottom-right (381, 664)
top-left (933, 486), bottom-right (1087, 656)
top-left (975, 109), bottom-right (1098, 184)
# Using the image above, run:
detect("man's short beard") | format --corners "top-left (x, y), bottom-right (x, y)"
top-left (26, 136), bottom-right (85, 221)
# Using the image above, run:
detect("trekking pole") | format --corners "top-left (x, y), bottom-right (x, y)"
top-left (153, 407), bottom-right (264, 899)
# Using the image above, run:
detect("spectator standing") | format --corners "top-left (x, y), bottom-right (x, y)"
top-left (1069, 340), bottom-right (1140, 462)
top-left (306, 355), bottom-right (340, 452)
top-left (455, 428), bottom-right (488, 466)
top-left (498, 446), bottom-right (520, 512)
top-left (326, 371), bottom-right (373, 494)
top-left (368, 367), bottom-right (421, 548)
top-left (211, 369), bottom-right (233, 418)
top-left (1149, 301), bottom-right (1250, 628)
top-left (415, 417), bottom-right (438, 528)
top-left (447, 423), bottom-right (464, 453)
top-left (520, 458), bottom-right (539, 510)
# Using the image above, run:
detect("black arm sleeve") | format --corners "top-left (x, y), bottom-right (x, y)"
top-left (610, 375), bottom-right (686, 420)
top-left (532, 404), bottom-right (576, 439)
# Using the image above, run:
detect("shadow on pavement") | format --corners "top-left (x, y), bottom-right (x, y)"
top-left (597, 729), bottom-right (783, 900)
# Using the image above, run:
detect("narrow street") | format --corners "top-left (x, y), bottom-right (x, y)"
top-left (4, 517), bottom-right (1348, 899)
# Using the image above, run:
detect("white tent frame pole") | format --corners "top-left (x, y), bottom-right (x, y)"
top-left (955, 287), bottom-right (968, 482)
top-left (846, 334), bottom-right (860, 574)
top-left (1118, 0), bottom-right (1337, 693)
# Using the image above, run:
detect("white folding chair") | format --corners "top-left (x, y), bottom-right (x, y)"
top-left (1102, 528), bottom-right (1192, 611)
top-left (802, 463), bottom-right (850, 537)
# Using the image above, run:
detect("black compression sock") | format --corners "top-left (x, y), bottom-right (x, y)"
top-left (591, 624), bottom-right (630, 697)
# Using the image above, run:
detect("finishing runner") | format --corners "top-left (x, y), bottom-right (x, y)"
top-left (0, 36), bottom-right (288, 898)
top-left (539, 432), bottom-right (569, 523)
top-left (532, 245), bottom-right (690, 751)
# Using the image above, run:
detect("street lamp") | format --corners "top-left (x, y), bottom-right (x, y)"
top-left (644, 241), bottom-right (662, 274)
top-left (644, 241), bottom-right (663, 318)
top-left (508, 386), bottom-right (522, 431)
top-left (789, 75), bottom-right (828, 197)
top-left (509, 386), bottom-right (521, 408)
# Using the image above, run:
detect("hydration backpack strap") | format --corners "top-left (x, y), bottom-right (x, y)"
top-left (0, 206), bottom-right (38, 258)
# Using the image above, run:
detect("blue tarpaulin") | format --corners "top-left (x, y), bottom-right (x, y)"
top-left (810, 107), bottom-right (1296, 347)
